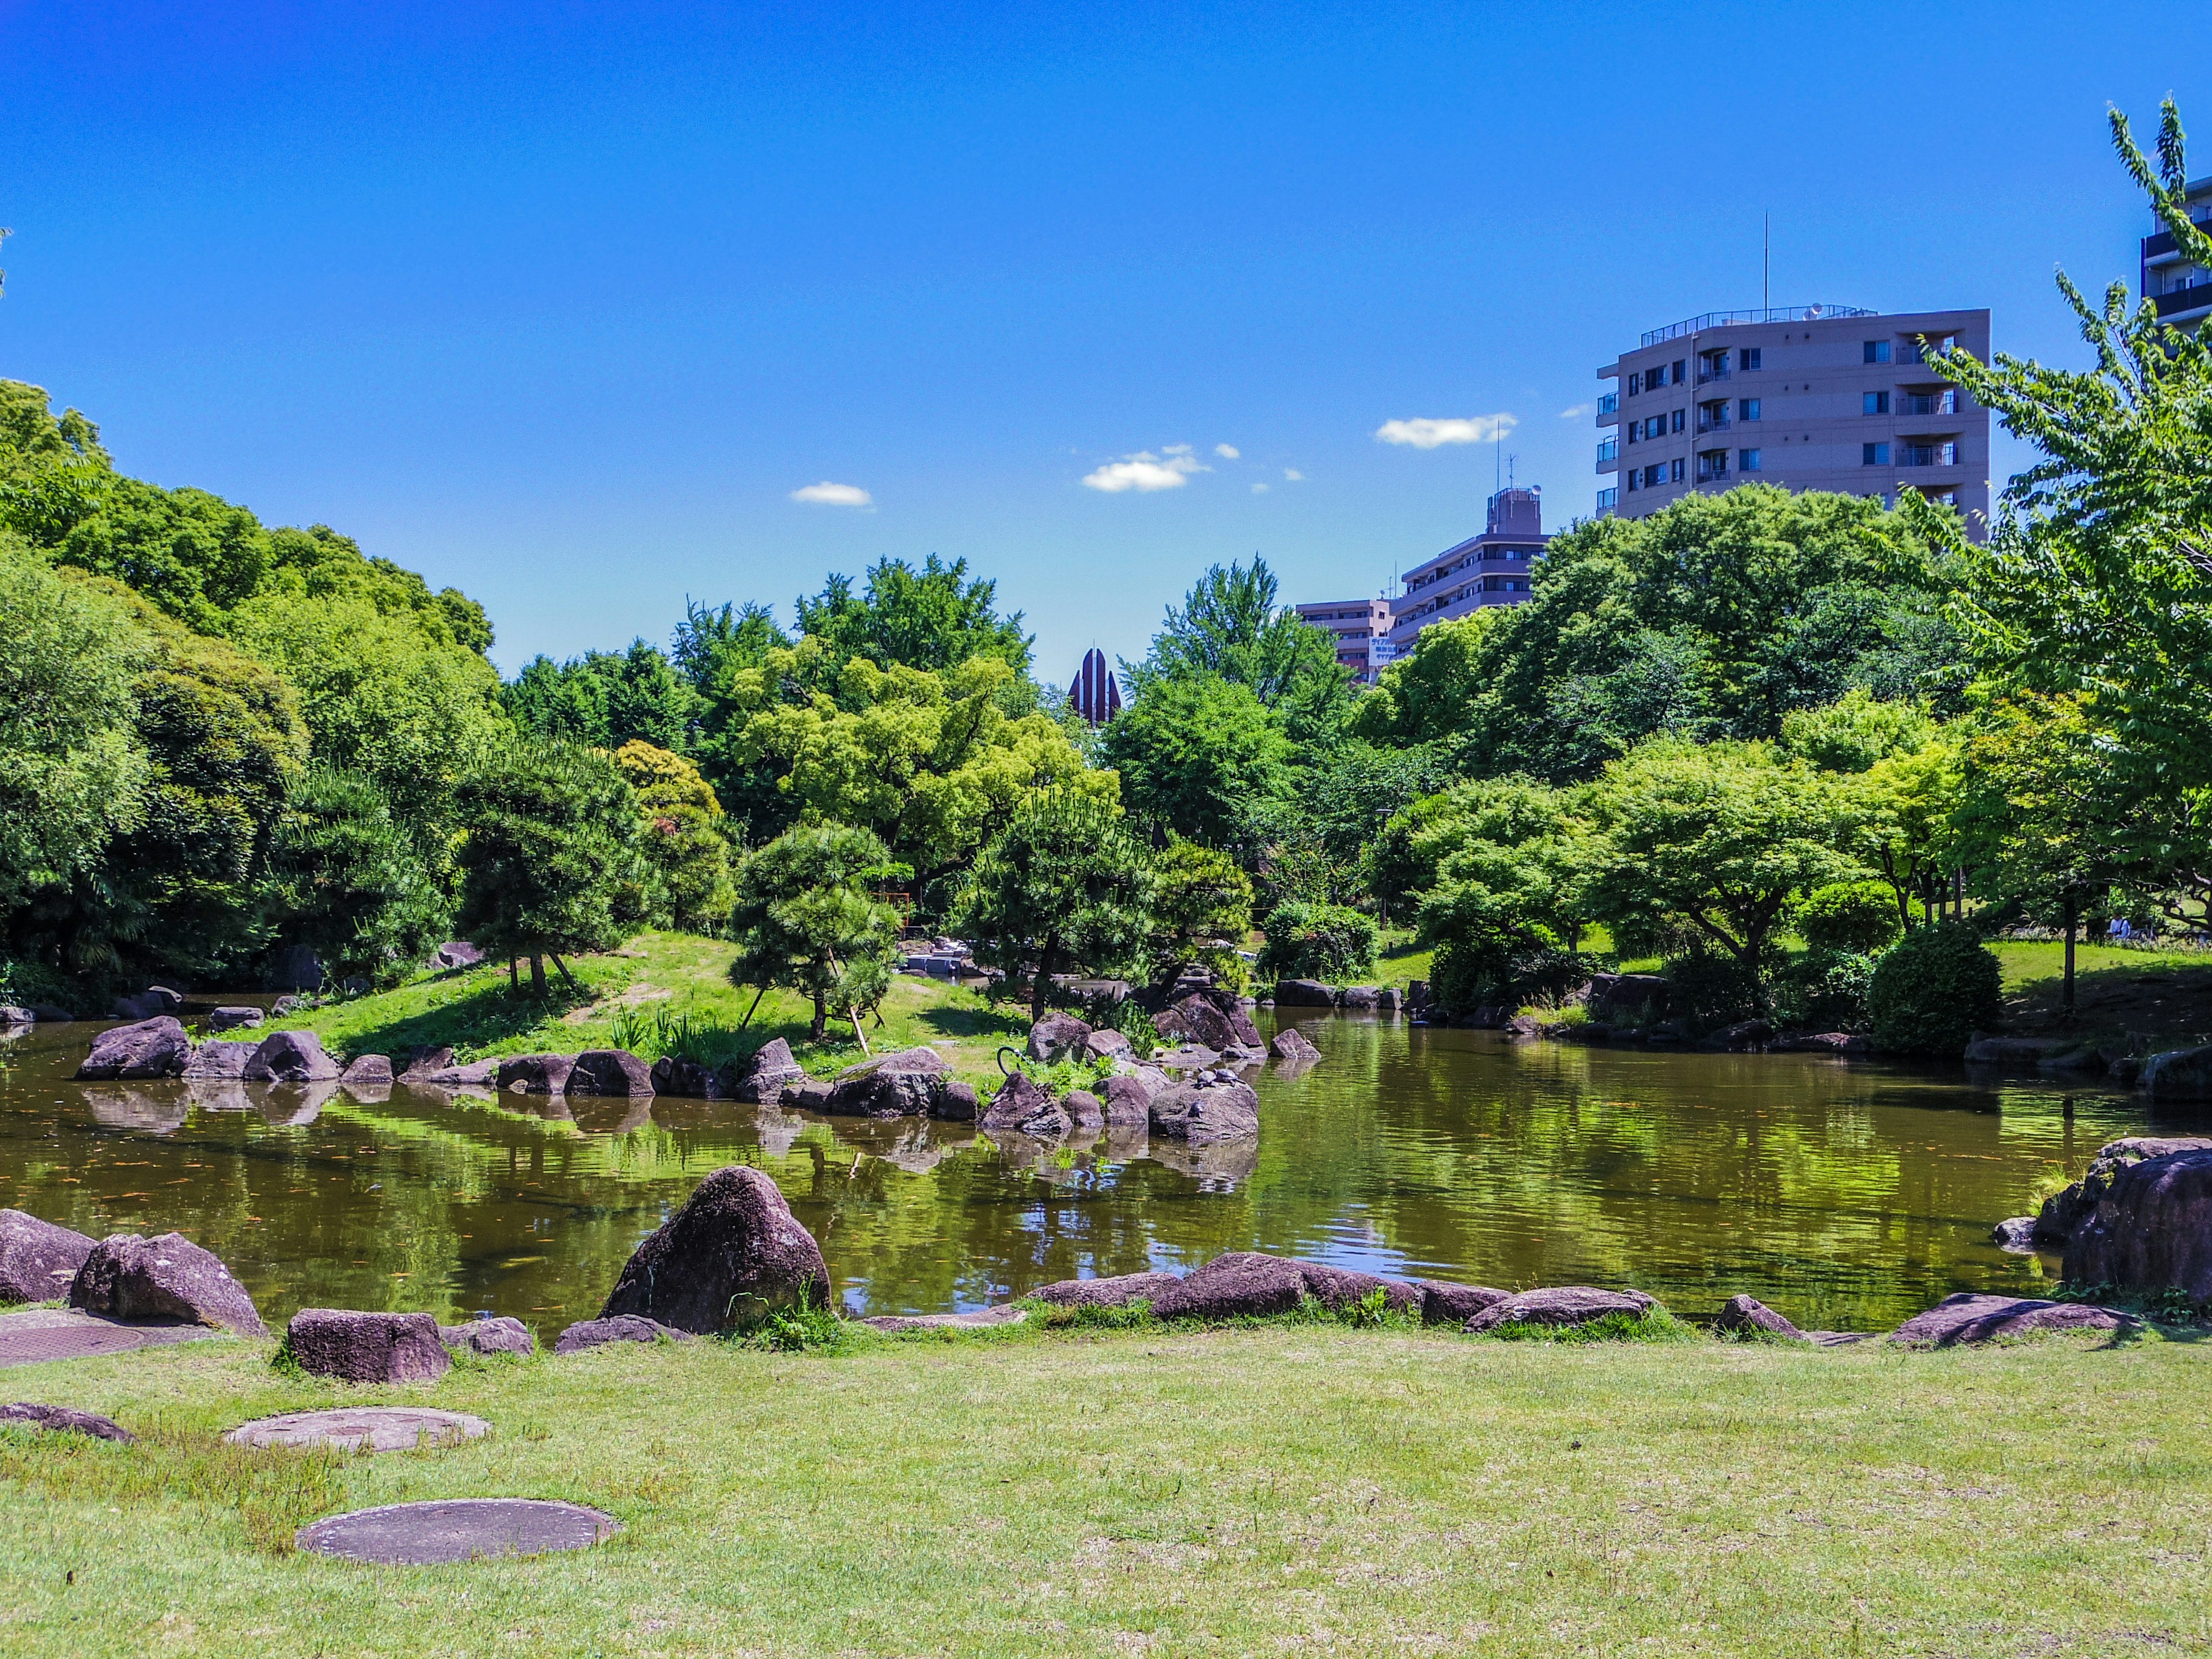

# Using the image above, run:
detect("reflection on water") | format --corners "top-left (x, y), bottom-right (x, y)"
top-left (3, 1014), bottom-right (2200, 1336)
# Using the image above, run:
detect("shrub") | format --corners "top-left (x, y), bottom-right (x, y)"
top-left (1866, 922), bottom-right (2003, 1055)
top-left (1772, 949), bottom-right (1877, 1033)
top-left (1431, 937), bottom-right (1584, 1019)
top-left (1257, 901), bottom-right (1378, 983)
top-left (1662, 950), bottom-right (1763, 1033)
top-left (1794, 880), bottom-right (1903, 955)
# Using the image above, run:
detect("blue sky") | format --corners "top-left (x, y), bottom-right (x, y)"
top-left (3, 3), bottom-right (2205, 682)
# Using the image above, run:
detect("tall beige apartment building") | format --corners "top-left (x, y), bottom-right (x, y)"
top-left (1594, 305), bottom-right (1991, 537)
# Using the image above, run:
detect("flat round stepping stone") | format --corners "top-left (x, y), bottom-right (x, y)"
top-left (225, 1407), bottom-right (490, 1453)
top-left (296, 1498), bottom-right (620, 1564)
top-left (859, 1305), bottom-right (1026, 1334)
top-left (0, 1308), bottom-right (214, 1369)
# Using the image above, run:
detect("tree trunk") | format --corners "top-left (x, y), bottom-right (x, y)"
top-left (1031, 933), bottom-right (1059, 1024)
top-left (737, 984), bottom-right (766, 1029)
top-left (509, 958), bottom-right (518, 991)
top-left (847, 1010), bottom-right (871, 1058)
top-left (548, 952), bottom-right (579, 991)
top-left (810, 987), bottom-right (827, 1043)
top-left (2062, 890), bottom-right (2077, 1015)
top-left (528, 955), bottom-right (547, 996)
top-left (1953, 868), bottom-right (1964, 921)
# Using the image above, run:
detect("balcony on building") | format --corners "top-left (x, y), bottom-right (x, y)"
top-left (1695, 400), bottom-right (1732, 434)
top-left (1897, 440), bottom-right (1960, 468)
top-left (1695, 449), bottom-right (1730, 484)
top-left (1596, 437), bottom-right (1618, 471)
top-left (1900, 389), bottom-right (1960, 417)
top-left (1596, 391), bottom-right (1619, 422)
top-left (1594, 486), bottom-right (1618, 516)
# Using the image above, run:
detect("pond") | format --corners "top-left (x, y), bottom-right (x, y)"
top-left (2, 1012), bottom-right (2194, 1338)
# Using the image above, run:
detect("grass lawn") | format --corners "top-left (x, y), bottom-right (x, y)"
top-left (272, 930), bottom-right (1031, 1089)
top-left (0, 1320), bottom-right (2204, 1656)
top-left (1991, 940), bottom-right (2212, 1047)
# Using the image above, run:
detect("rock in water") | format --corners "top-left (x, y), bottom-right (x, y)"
top-left (931, 1080), bottom-right (979, 1122)
top-left (978, 1071), bottom-right (1070, 1139)
top-left (0, 1210), bottom-right (99, 1304)
top-left (2034, 1137), bottom-right (2212, 1244)
top-left (1156, 991), bottom-right (1263, 1053)
top-left (566, 1050), bottom-right (653, 1096)
top-left (1150, 1252), bottom-right (1418, 1321)
top-left (1271, 979), bottom-right (1338, 1007)
top-left (75, 1017), bottom-right (191, 1081)
top-left (396, 1046), bottom-right (454, 1081)
top-left (339, 1054), bottom-right (393, 1090)
top-left (206, 1006), bottom-right (264, 1031)
top-left (1027, 1013), bottom-right (1093, 1065)
top-left (554, 1314), bottom-right (695, 1355)
top-left (1027, 1271), bottom-right (1183, 1308)
top-left (1713, 1293), bottom-right (1805, 1339)
top-left (1991, 1217), bottom-right (2040, 1252)
top-left (438, 1316), bottom-right (535, 1356)
top-left (648, 1056), bottom-right (724, 1099)
top-left (1063, 1089), bottom-right (1105, 1130)
top-left (497, 1054), bottom-right (575, 1095)
top-left (1463, 1287), bottom-right (1658, 1335)
top-left (735, 1038), bottom-right (806, 1104)
top-left (242, 1030), bottom-right (342, 1083)
top-left (2142, 1045), bottom-right (2212, 1101)
top-left (286, 1309), bottom-right (452, 1383)
top-left (69, 1232), bottom-right (267, 1335)
top-left (0, 1402), bottom-right (134, 1442)
top-left (1889, 1292), bottom-right (2140, 1346)
top-left (827, 1047), bottom-right (949, 1117)
top-left (2061, 1146), bottom-right (2212, 1305)
top-left (184, 1041), bottom-right (257, 1080)
top-left (597, 1165), bottom-right (830, 1334)
top-left (421, 1059), bottom-right (498, 1089)
top-left (1147, 1080), bottom-right (1259, 1145)
top-left (1271, 1027), bottom-right (1322, 1066)
top-left (1414, 1280), bottom-right (1510, 1326)
top-left (1082, 1028), bottom-right (1134, 1064)
top-left (1099, 1075), bottom-right (1156, 1128)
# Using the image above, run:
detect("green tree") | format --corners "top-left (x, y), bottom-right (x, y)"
top-left (264, 766), bottom-right (449, 987)
top-left (453, 741), bottom-right (648, 994)
top-left (1866, 923), bottom-right (2003, 1056)
top-left (1349, 609), bottom-right (1505, 749)
top-left (1143, 840), bottom-right (1254, 995)
top-left (1100, 673), bottom-right (1289, 847)
top-left (1580, 738), bottom-right (1867, 985)
top-left (1127, 557), bottom-right (1349, 742)
top-left (728, 823), bottom-right (902, 1041)
top-left (1256, 900), bottom-right (1378, 985)
top-left (611, 740), bottom-right (737, 934)
top-left (1411, 777), bottom-right (1590, 1013)
top-left (505, 641), bottom-right (704, 754)
top-left (952, 789), bottom-right (1152, 1021)
top-left (796, 554), bottom-right (1032, 675)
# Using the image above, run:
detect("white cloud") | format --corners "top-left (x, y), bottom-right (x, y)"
top-left (1081, 449), bottom-right (1208, 494)
top-left (1373, 414), bottom-right (1518, 449)
top-left (790, 481), bottom-right (873, 506)
top-left (1559, 403), bottom-right (1593, 419)
top-left (1283, 468), bottom-right (1304, 482)
top-left (1251, 482), bottom-right (1270, 493)
top-left (1214, 443), bottom-right (1240, 459)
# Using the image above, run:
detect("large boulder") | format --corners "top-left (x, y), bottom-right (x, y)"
top-left (0, 1403), bottom-right (134, 1443)
top-left (243, 1030), bottom-right (342, 1083)
top-left (1082, 1028), bottom-right (1134, 1065)
top-left (286, 1309), bottom-right (452, 1384)
top-left (1890, 1292), bottom-right (2140, 1346)
top-left (1713, 1293), bottom-right (1805, 1339)
top-left (1027, 1271), bottom-right (1183, 1308)
top-left (1156, 991), bottom-right (1263, 1053)
top-left (1415, 1280), bottom-right (1510, 1326)
top-left (110, 986), bottom-right (183, 1021)
top-left (649, 1056), bottom-right (725, 1100)
top-left (978, 1071), bottom-right (1070, 1139)
top-left (1151, 1252), bottom-right (1418, 1321)
top-left (1696, 1019), bottom-right (1775, 1053)
top-left (2034, 1137), bottom-right (2212, 1244)
top-left (1271, 1027), bottom-right (1322, 1066)
top-left (498, 1054), bottom-right (575, 1095)
top-left (1272, 979), bottom-right (1338, 1007)
top-left (1099, 1074), bottom-right (1156, 1128)
top-left (207, 1006), bottom-right (264, 1032)
top-left (1586, 974), bottom-right (1668, 1021)
top-left (828, 1047), bottom-right (949, 1118)
top-left (69, 1232), bottom-right (266, 1335)
top-left (2062, 1147), bottom-right (2212, 1304)
top-left (566, 1050), bottom-right (653, 1096)
top-left (1991, 1217), bottom-right (2040, 1252)
top-left (183, 1040), bottom-right (257, 1081)
top-left (1147, 1080), bottom-right (1260, 1145)
top-left (734, 1038), bottom-right (806, 1104)
top-left (554, 1314), bottom-right (694, 1355)
top-left (75, 1017), bottom-right (190, 1081)
top-left (931, 1080), bottom-right (979, 1122)
top-left (1464, 1286), bottom-right (1657, 1335)
top-left (1027, 1013), bottom-right (1093, 1065)
top-left (0, 1210), bottom-right (98, 1304)
top-left (439, 1316), bottom-right (535, 1356)
top-left (397, 1046), bottom-right (455, 1081)
top-left (2142, 1046), bottom-right (2212, 1102)
top-left (339, 1054), bottom-right (392, 1090)
top-left (421, 1058), bottom-right (498, 1089)
top-left (597, 1165), bottom-right (830, 1333)
top-left (0, 1005), bottom-right (32, 1027)
top-left (1338, 986), bottom-right (1381, 1011)
top-left (1063, 1089), bottom-right (1105, 1131)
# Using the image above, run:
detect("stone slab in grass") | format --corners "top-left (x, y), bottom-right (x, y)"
top-left (859, 1306), bottom-right (1026, 1334)
top-left (295, 1498), bottom-right (620, 1565)
top-left (0, 1307), bottom-right (216, 1368)
top-left (0, 1402), bottom-right (134, 1442)
top-left (226, 1407), bottom-right (489, 1453)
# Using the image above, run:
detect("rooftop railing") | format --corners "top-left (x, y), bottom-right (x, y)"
top-left (1642, 304), bottom-right (1877, 348)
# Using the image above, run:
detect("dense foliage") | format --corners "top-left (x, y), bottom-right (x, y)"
top-left (1866, 924), bottom-right (2004, 1056)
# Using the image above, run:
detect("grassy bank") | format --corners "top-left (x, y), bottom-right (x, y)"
top-left (1994, 940), bottom-right (2212, 1047)
top-left (270, 929), bottom-right (1029, 1089)
top-left (0, 1319), bottom-right (2205, 1656)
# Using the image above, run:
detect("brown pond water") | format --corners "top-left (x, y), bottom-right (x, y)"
top-left (2, 1013), bottom-right (2194, 1338)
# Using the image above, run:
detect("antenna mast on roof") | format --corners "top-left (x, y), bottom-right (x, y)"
top-left (1763, 210), bottom-right (1770, 312)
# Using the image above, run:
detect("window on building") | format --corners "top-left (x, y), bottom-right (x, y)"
top-left (1863, 340), bottom-right (1891, 363)
top-left (1738, 397), bottom-right (1760, 421)
top-left (1863, 391), bottom-right (1890, 415)
top-left (1669, 457), bottom-right (1685, 483)
top-left (1672, 359), bottom-right (1686, 384)
top-left (1740, 448), bottom-right (1762, 472)
top-left (1738, 347), bottom-right (1762, 371)
top-left (1671, 408), bottom-right (1685, 433)
top-left (1625, 469), bottom-right (1638, 492)
top-left (1696, 449), bottom-right (1729, 482)
top-left (1627, 371), bottom-right (1642, 396)
top-left (1863, 442), bottom-right (1890, 466)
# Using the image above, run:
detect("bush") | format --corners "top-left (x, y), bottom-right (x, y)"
top-left (1431, 937), bottom-right (1584, 1018)
top-left (1257, 900), bottom-right (1378, 983)
top-left (1662, 950), bottom-right (1763, 1033)
top-left (1866, 922), bottom-right (2003, 1055)
top-left (1772, 949), bottom-right (1876, 1032)
top-left (1794, 881), bottom-right (1903, 955)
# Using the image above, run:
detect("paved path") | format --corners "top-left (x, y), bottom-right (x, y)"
top-left (0, 1307), bottom-right (217, 1368)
